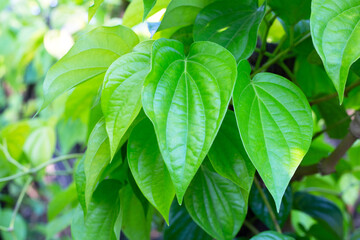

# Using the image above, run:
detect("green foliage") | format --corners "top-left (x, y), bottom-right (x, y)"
top-left (1, 0), bottom-right (360, 239)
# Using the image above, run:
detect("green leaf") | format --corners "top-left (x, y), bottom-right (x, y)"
top-left (46, 210), bottom-right (74, 240)
top-left (102, 41), bottom-right (152, 158)
top-left (123, 0), bottom-right (171, 27)
top-left (143, 0), bottom-right (157, 20)
top-left (128, 118), bottom-right (175, 223)
top-left (0, 209), bottom-right (27, 240)
top-left (233, 60), bottom-right (313, 210)
top-left (71, 205), bottom-right (86, 240)
top-left (184, 160), bottom-right (248, 240)
top-left (142, 39), bottom-right (237, 203)
top-left (268, 0), bottom-right (311, 25)
top-left (41, 25), bottom-right (139, 109)
top-left (170, 25), bottom-right (194, 55)
top-left (164, 203), bottom-right (211, 240)
top-left (311, 0), bottom-right (360, 103)
top-left (88, 0), bottom-right (104, 21)
top-left (157, 0), bottom-right (215, 31)
top-left (250, 231), bottom-right (295, 240)
top-left (301, 138), bottom-right (333, 166)
top-left (84, 119), bottom-right (111, 207)
top-left (84, 179), bottom-right (122, 240)
top-left (208, 110), bottom-right (255, 192)
top-left (75, 156), bottom-right (87, 213)
top-left (48, 183), bottom-right (77, 221)
top-left (293, 192), bottom-right (344, 239)
top-left (23, 126), bottom-right (56, 166)
top-left (250, 185), bottom-right (292, 230)
top-left (317, 98), bottom-right (351, 139)
top-left (120, 184), bottom-right (153, 240)
top-left (193, 0), bottom-right (265, 61)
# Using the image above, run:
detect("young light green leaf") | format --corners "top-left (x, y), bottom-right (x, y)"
top-left (102, 41), bottom-right (152, 158)
top-left (311, 0), bottom-right (360, 103)
top-left (48, 183), bottom-right (77, 221)
top-left (71, 205), bottom-right (86, 240)
top-left (208, 110), bottom-right (255, 192)
top-left (268, 0), bottom-right (311, 25)
top-left (41, 25), bottom-right (138, 109)
top-left (120, 184), bottom-right (153, 240)
top-left (23, 126), bottom-right (56, 166)
top-left (84, 119), bottom-right (111, 207)
top-left (157, 0), bottom-right (215, 31)
top-left (142, 39), bottom-right (237, 203)
top-left (184, 160), bottom-right (248, 240)
top-left (85, 179), bottom-right (122, 240)
top-left (250, 231), bottom-right (295, 240)
top-left (88, 0), bottom-right (104, 21)
top-left (128, 118), bottom-right (175, 223)
top-left (194, 0), bottom-right (265, 61)
top-left (164, 203), bottom-right (211, 240)
top-left (233, 61), bottom-right (313, 210)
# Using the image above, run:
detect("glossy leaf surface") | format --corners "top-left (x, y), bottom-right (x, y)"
top-left (194, 0), bottom-right (265, 61)
top-left (41, 25), bottom-right (138, 109)
top-left (128, 118), bottom-right (175, 223)
top-left (142, 39), bottom-right (236, 203)
top-left (208, 110), bottom-right (255, 192)
top-left (233, 61), bottom-right (313, 210)
top-left (311, 0), bottom-right (360, 103)
top-left (250, 231), bottom-right (295, 240)
top-left (184, 160), bottom-right (248, 240)
top-left (102, 41), bottom-right (152, 157)
top-left (88, 0), bottom-right (104, 21)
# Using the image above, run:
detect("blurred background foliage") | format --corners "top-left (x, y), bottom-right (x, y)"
top-left (0, 0), bottom-right (360, 239)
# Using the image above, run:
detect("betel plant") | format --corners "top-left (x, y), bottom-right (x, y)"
top-left (37, 0), bottom-right (360, 239)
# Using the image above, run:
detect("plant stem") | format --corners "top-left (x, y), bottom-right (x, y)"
top-left (244, 220), bottom-right (260, 235)
top-left (0, 153), bottom-right (83, 182)
top-left (253, 176), bottom-right (282, 233)
top-left (278, 61), bottom-right (298, 85)
top-left (255, 15), bottom-right (276, 71)
top-left (9, 177), bottom-right (33, 230)
top-left (310, 80), bottom-right (360, 106)
top-left (251, 49), bottom-right (290, 77)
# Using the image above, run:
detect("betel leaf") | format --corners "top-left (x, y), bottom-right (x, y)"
top-left (164, 203), bottom-right (211, 240)
top-left (75, 156), bottom-right (87, 213)
top-left (128, 118), bottom-right (175, 223)
top-left (102, 41), bottom-right (152, 158)
top-left (250, 231), bottom-right (295, 240)
top-left (208, 110), bottom-right (255, 192)
top-left (268, 0), bottom-right (311, 26)
top-left (311, 0), bottom-right (360, 103)
top-left (120, 184), bottom-right (153, 240)
top-left (41, 25), bottom-right (138, 109)
top-left (293, 192), bottom-right (344, 239)
top-left (84, 179), bottom-right (122, 240)
top-left (71, 205), bottom-right (86, 240)
top-left (142, 39), bottom-right (237, 203)
top-left (193, 0), bottom-right (265, 62)
top-left (250, 185), bottom-right (292, 230)
top-left (88, 0), bottom-right (104, 21)
top-left (184, 160), bottom-right (248, 240)
top-left (143, 0), bottom-right (157, 20)
top-left (233, 60), bottom-right (313, 210)
top-left (84, 119), bottom-right (111, 207)
top-left (157, 0), bottom-right (215, 31)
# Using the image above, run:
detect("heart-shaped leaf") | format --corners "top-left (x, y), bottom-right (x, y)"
top-left (142, 39), bottom-right (237, 203)
top-left (233, 61), bottom-right (313, 210)
top-left (208, 110), bottom-right (255, 192)
top-left (311, 0), bottom-right (360, 103)
top-left (41, 25), bottom-right (138, 110)
top-left (101, 41), bottom-right (153, 158)
top-left (184, 160), bottom-right (248, 240)
top-left (194, 0), bottom-right (265, 61)
top-left (128, 118), bottom-right (175, 223)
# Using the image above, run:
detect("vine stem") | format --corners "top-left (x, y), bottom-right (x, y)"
top-left (310, 80), bottom-right (360, 106)
top-left (0, 142), bottom-right (28, 172)
top-left (0, 153), bottom-right (83, 183)
top-left (244, 220), bottom-right (260, 235)
top-left (253, 176), bottom-right (282, 233)
top-left (0, 177), bottom-right (33, 232)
